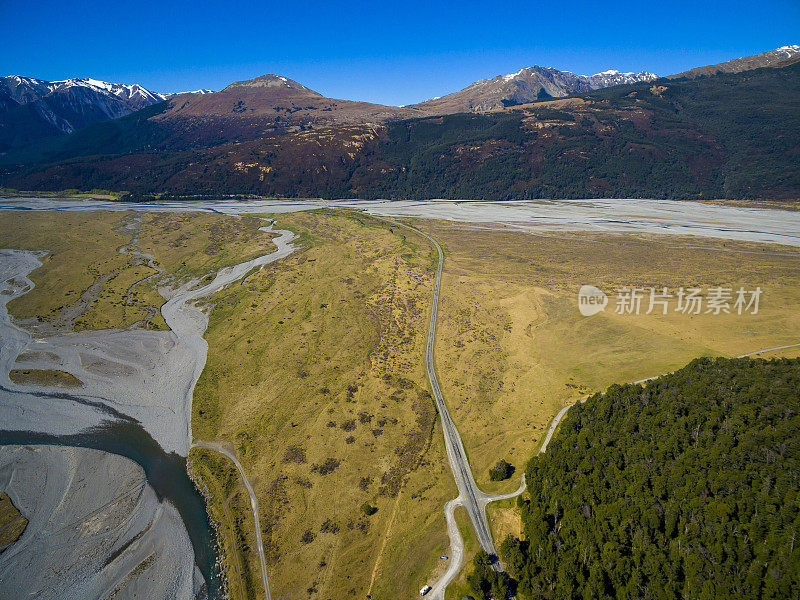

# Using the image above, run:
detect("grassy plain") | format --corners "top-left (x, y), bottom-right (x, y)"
top-left (414, 221), bottom-right (800, 497)
top-left (1, 211), bottom-right (133, 324)
top-left (399, 222), bottom-right (800, 594)
top-left (136, 211), bottom-right (275, 277)
top-left (7, 208), bottom-right (798, 598)
top-left (0, 492), bottom-right (28, 553)
top-left (192, 210), bottom-right (456, 599)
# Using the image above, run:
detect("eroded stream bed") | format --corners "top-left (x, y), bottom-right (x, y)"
top-left (0, 224), bottom-right (297, 599)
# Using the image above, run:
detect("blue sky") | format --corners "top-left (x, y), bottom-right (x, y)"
top-left (2, 0), bottom-right (798, 105)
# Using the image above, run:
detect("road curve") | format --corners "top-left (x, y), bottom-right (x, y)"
top-left (538, 403), bottom-right (575, 455)
top-left (386, 218), bottom-right (800, 598)
top-left (373, 217), bottom-right (799, 597)
top-left (426, 496), bottom-right (465, 599)
top-left (734, 342), bottom-right (800, 358)
top-left (191, 441), bottom-right (271, 600)
top-left (429, 332), bottom-right (799, 598)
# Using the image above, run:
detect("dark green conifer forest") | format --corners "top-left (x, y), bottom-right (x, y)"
top-left (473, 357), bottom-right (800, 600)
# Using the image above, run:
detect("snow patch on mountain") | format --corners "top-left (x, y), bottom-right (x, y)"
top-left (503, 68), bottom-right (526, 82)
top-left (486, 66), bottom-right (658, 92)
top-left (0, 75), bottom-right (167, 135)
top-left (161, 89), bottom-right (214, 98)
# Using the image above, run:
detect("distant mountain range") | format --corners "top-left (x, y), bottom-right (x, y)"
top-left (2, 46), bottom-right (796, 155)
top-left (0, 76), bottom-right (216, 152)
top-left (162, 89), bottom-right (215, 98)
top-left (1, 76), bottom-right (164, 127)
top-left (1, 45), bottom-right (798, 202)
top-left (0, 67), bottom-right (660, 151)
top-left (411, 67), bottom-right (658, 113)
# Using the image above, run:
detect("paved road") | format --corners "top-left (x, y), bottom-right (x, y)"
top-left (383, 219), bottom-right (527, 598)
top-left (192, 441), bottom-right (271, 600)
top-left (395, 221), bottom-right (502, 550)
top-left (389, 219), bottom-right (800, 598)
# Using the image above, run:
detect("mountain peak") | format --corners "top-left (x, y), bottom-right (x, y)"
top-left (414, 65), bottom-right (658, 112)
top-left (223, 74), bottom-right (321, 96)
top-left (502, 68), bottom-right (527, 82)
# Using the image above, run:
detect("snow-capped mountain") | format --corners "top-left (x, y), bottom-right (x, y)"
top-left (161, 88), bottom-right (215, 99)
top-left (583, 69), bottom-right (659, 89)
top-left (1, 76), bottom-right (167, 133)
top-left (0, 75), bottom-right (176, 153)
top-left (774, 44), bottom-right (800, 58)
top-left (413, 65), bottom-right (658, 113)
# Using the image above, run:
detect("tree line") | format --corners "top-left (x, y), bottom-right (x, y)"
top-left (467, 357), bottom-right (800, 599)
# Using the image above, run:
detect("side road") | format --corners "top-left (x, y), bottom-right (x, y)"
top-left (191, 441), bottom-right (271, 600)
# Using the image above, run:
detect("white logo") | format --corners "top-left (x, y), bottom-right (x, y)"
top-left (578, 285), bottom-right (608, 316)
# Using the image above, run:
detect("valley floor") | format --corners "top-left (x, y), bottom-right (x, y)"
top-left (1, 199), bottom-right (800, 600)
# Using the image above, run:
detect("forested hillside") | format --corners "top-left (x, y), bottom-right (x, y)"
top-left (483, 357), bottom-right (800, 600)
top-left (2, 62), bottom-right (799, 200)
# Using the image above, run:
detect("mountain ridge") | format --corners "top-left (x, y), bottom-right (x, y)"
top-left (412, 65), bottom-right (658, 112)
top-left (669, 44), bottom-right (800, 79)
top-left (0, 75), bottom-right (168, 152)
top-left (0, 76), bottom-right (220, 153)
top-left (3, 45), bottom-right (795, 156)
top-left (4, 59), bottom-right (797, 202)
top-left (1, 76), bottom-right (165, 112)
top-left (2, 45), bottom-right (798, 203)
